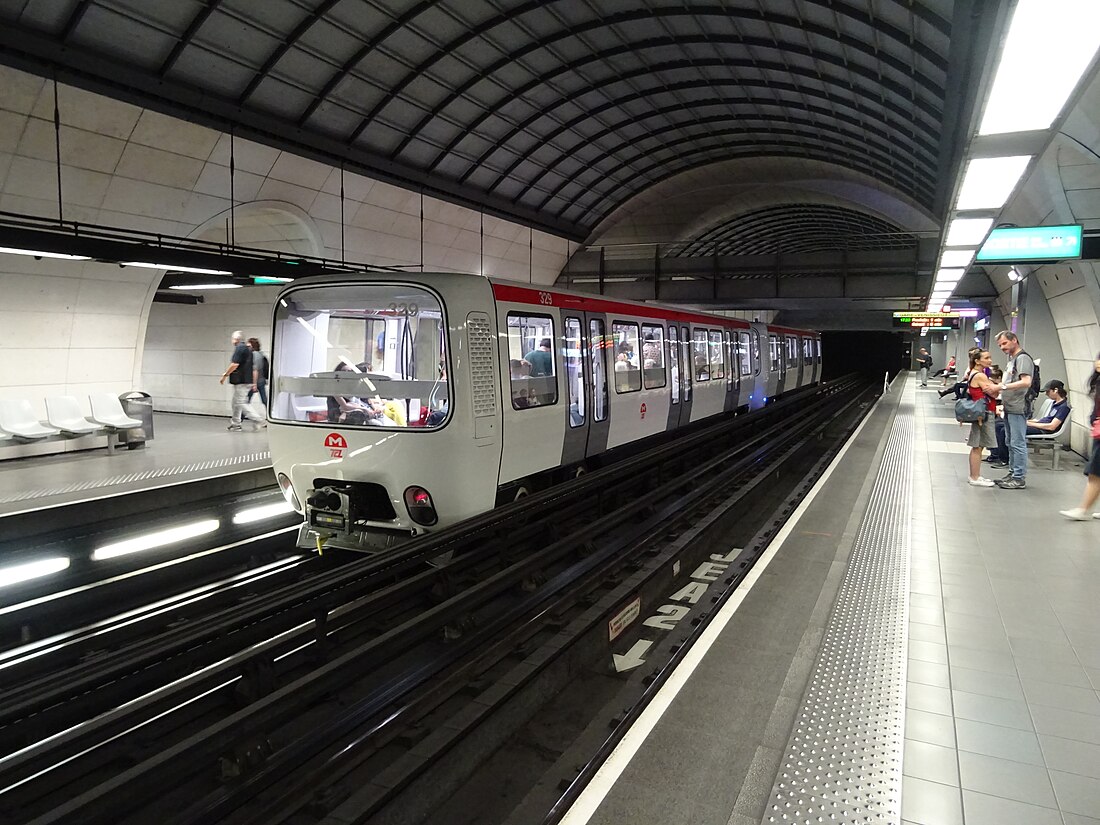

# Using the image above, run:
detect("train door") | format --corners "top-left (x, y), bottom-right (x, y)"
top-left (560, 315), bottom-right (589, 466)
top-left (584, 314), bottom-right (611, 458)
top-left (735, 330), bottom-right (750, 409)
top-left (723, 329), bottom-right (737, 412)
top-left (768, 331), bottom-right (783, 398)
top-left (679, 324), bottom-right (693, 423)
top-left (667, 324), bottom-right (682, 429)
top-left (747, 323), bottom-right (768, 410)
top-left (790, 335), bottom-right (803, 387)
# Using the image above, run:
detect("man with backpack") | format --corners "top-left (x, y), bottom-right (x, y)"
top-left (916, 348), bottom-right (933, 387)
top-left (994, 331), bottom-right (1034, 489)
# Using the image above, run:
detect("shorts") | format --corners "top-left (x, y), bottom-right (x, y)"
top-left (1087, 438), bottom-right (1100, 476)
top-left (967, 414), bottom-right (996, 449)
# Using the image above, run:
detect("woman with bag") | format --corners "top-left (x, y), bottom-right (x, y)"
top-left (965, 350), bottom-right (1001, 487)
top-left (1059, 352), bottom-right (1100, 520)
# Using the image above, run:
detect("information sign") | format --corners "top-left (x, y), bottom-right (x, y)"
top-left (892, 311), bottom-right (961, 330)
top-left (976, 225), bottom-right (1082, 262)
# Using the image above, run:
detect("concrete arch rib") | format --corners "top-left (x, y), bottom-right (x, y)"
top-left (587, 157), bottom-right (939, 248)
top-left (185, 200), bottom-right (325, 259)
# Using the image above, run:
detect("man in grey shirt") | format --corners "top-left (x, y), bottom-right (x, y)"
top-left (994, 331), bottom-right (1034, 489)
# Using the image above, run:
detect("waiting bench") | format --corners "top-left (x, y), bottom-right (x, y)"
top-left (0, 395), bottom-right (143, 457)
top-left (1025, 397), bottom-right (1071, 470)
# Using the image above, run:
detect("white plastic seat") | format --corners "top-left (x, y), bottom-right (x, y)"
top-left (87, 394), bottom-right (142, 430)
top-left (45, 396), bottom-right (103, 436)
top-left (0, 398), bottom-right (61, 441)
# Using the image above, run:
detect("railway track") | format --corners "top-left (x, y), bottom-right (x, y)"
top-left (0, 377), bottom-right (873, 825)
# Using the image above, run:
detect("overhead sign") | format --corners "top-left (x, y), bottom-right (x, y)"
top-left (893, 311), bottom-right (961, 329)
top-left (976, 225), bottom-right (1082, 262)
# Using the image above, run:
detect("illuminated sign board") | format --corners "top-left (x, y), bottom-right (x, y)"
top-left (892, 311), bottom-right (961, 330)
top-left (976, 225), bottom-right (1082, 262)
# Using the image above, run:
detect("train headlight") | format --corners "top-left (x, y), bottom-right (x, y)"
top-left (403, 486), bottom-right (438, 526)
top-left (277, 473), bottom-right (302, 513)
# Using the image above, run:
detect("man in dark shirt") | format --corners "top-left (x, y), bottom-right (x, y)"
top-left (988, 380), bottom-right (1070, 466)
top-left (219, 330), bottom-right (266, 430)
top-left (524, 338), bottom-right (553, 377)
top-left (916, 348), bottom-right (932, 386)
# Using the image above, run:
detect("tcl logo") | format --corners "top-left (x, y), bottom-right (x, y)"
top-left (640, 402), bottom-right (647, 420)
top-left (324, 433), bottom-right (347, 458)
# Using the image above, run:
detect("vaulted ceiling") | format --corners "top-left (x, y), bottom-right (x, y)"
top-left (0, 0), bottom-right (997, 248)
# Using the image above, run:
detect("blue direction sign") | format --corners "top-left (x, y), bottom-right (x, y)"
top-left (976, 225), bottom-right (1082, 262)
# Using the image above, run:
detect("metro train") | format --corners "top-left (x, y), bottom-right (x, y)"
top-left (267, 272), bottom-right (822, 552)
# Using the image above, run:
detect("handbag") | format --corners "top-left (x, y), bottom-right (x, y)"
top-left (955, 396), bottom-right (987, 423)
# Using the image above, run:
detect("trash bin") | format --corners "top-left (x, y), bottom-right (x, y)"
top-left (118, 391), bottom-right (154, 449)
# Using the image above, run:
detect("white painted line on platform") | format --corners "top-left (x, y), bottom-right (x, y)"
top-left (559, 382), bottom-right (893, 825)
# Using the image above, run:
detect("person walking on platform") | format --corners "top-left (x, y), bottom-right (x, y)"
top-left (994, 331), bottom-right (1034, 489)
top-left (964, 350), bottom-right (1000, 487)
top-left (219, 331), bottom-right (266, 431)
top-left (1060, 353), bottom-right (1100, 520)
top-left (916, 348), bottom-right (932, 387)
top-left (247, 337), bottom-right (269, 411)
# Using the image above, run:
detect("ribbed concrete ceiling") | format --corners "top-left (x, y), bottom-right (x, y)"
top-left (0, 1), bottom-right (990, 242)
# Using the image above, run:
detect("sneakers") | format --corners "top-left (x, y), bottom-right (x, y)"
top-left (995, 477), bottom-right (1026, 489)
top-left (227, 423), bottom-right (242, 431)
top-left (1060, 507), bottom-right (1089, 521)
top-left (987, 460), bottom-right (1008, 468)
top-left (967, 477), bottom-right (995, 487)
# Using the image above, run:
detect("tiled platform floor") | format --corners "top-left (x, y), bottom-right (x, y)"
top-left (0, 412), bottom-right (270, 515)
top-left (903, 376), bottom-right (1100, 825)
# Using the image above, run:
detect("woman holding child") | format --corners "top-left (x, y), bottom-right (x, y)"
top-left (965, 349), bottom-right (1001, 488)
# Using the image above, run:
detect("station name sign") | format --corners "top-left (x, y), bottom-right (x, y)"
top-left (892, 311), bottom-right (961, 329)
top-left (976, 225), bottom-right (1082, 262)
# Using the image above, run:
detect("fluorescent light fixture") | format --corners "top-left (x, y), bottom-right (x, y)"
top-left (167, 283), bottom-right (243, 290)
top-left (979, 0), bottom-right (1100, 135)
top-left (1008, 267), bottom-right (1021, 281)
top-left (940, 249), bottom-right (975, 269)
top-left (0, 246), bottom-right (91, 261)
top-left (946, 217), bottom-right (994, 247)
top-left (92, 519), bottom-right (220, 561)
top-left (122, 262), bottom-right (233, 275)
top-left (0, 557), bottom-right (70, 587)
top-left (253, 276), bottom-right (293, 285)
top-left (956, 156), bottom-right (1031, 210)
top-left (232, 501), bottom-right (295, 525)
top-left (935, 268), bottom-right (966, 282)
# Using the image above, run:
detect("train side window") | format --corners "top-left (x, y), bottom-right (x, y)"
top-left (641, 324), bottom-right (666, 389)
top-left (724, 330), bottom-right (734, 390)
top-left (590, 319), bottom-right (609, 421)
top-left (803, 337), bottom-right (813, 365)
top-left (692, 329), bottom-right (709, 380)
top-left (564, 317), bottom-right (584, 427)
top-left (769, 334), bottom-right (781, 372)
top-left (738, 331), bottom-right (752, 376)
top-left (612, 321), bottom-right (641, 393)
top-left (786, 335), bottom-right (797, 367)
top-left (507, 313), bottom-right (558, 409)
top-left (668, 326), bottom-right (680, 404)
top-left (708, 329), bottom-right (725, 380)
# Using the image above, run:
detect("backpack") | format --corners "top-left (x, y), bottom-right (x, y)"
top-left (256, 351), bottom-right (270, 381)
top-left (1019, 352), bottom-right (1039, 417)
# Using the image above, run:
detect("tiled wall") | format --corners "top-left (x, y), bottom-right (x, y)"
top-left (0, 63), bottom-right (576, 415)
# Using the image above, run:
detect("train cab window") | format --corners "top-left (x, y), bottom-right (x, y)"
top-left (668, 326), bottom-right (680, 404)
top-left (708, 330), bottom-right (725, 380)
top-left (612, 321), bottom-right (641, 393)
top-left (692, 329), bottom-right (709, 380)
top-left (738, 331), bottom-right (752, 376)
top-left (564, 317), bottom-right (584, 426)
top-left (507, 313), bottom-right (558, 409)
top-left (641, 324), bottom-right (666, 389)
top-left (270, 282), bottom-right (450, 428)
top-left (590, 319), bottom-right (609, 421)
top-left (769, 334), bottom-right (781, 372)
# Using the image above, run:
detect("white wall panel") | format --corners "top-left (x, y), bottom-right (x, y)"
top-left (65, 348), bottom-right (134, 383)
top-left (129, 110), bottom-right (219, 160)
top-left (116, 143), bottom-right (205, 190)
top-left (0, 110), bottom-right (26, 153)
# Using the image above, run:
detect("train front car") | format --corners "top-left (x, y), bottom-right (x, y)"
top-left (268, 274), bottom-right (501, 552)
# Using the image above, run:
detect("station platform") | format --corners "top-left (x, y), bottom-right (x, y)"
top-left (562, 373), bottom-right (1100, 825)
top-left (0, 412), bottom-right (271, 518)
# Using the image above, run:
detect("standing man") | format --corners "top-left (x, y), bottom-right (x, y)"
top-left (994, 331), bottom-right (1033, 489)
top-left (524, 338), bottom-right (553, 377)
top-left (916, 348), bottom-right (932, 387)
top-left (220, 331), bottom-right (266, 430)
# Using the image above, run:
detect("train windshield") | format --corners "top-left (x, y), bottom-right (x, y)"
top-left (270, 283), bottom-right (449, 429)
